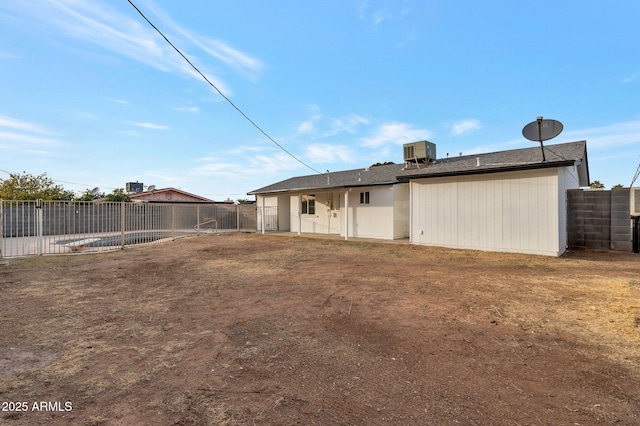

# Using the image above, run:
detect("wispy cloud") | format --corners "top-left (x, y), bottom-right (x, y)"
top-left (360, 122), bottom-right (432, 147)
top-left (296, 112), bottom-right (369, 138)
top-left (373, 8), bottom-right (391, 25)
top-left (0, 115), bottom-right (50, 134)
top-left (0, 115), bottom-right (59, 154)
top-left (622, 72), bottom-right (639, 83)
top-left (1, 0), bottom-right (262, 92)
top-left (141, 1), bottom-right (264, 81)
top-left (297, 121), bottom-right (315, 134)
top-left (0, 132), bottom-right (58, 145)
top-left (305, 143), bottom-right (353, 163)
top-left (193, 151), bottom-right (302, 180)
top-left (357, 1), bottom-right (413, 27)
top-left (563, 119), bottom-right (640, 150)
top-left (132, 121), bottom-right (170, 130)
top-left (329, 115), bottom-right (370, 134)
top-left (450, 119), bottom-right (481, 136)
top-left (174, 106), bottom-right (200, 113)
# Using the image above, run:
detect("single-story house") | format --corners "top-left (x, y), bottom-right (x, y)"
top-left (248, 140), bottom-right (590, 256)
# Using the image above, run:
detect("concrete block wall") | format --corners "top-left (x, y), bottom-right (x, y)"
top-left (611, 189), bottom-right (633, 251)
top-left (567, 189), bottom-right (632, 251)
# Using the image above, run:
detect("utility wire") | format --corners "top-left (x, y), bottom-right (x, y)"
top-left (126, 0), bottom-right (321, 174)
top-left (0, 168), bottom-right (116, 191)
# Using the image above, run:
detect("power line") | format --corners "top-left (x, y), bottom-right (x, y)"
top-left (126, 0), bottom-right (321, 175)
top-left (0, 168), bottom-right (116, 191)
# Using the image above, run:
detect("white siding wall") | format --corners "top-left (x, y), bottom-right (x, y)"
top-left (345, 186), bottom-right (396, 239)
top-left (410, 169), bottom-right (563, 256)
top-left (290, 192), bottom-right (341, 234)
top-left (557, 165), bottom-right (582, 251)
top-left (393, 184), bottom-right (410, 238)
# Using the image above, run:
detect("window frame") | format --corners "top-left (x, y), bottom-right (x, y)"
top-left (301, 194), bottom-right (316, 215)
top-left (359, 191), bottom-right (370, 205)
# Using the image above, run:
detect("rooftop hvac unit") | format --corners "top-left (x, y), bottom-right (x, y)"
top-left (126, 182), bottom-right (144, 193)
top-left (403, 140), bottom-right (436, 163)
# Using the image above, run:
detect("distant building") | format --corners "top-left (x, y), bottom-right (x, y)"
top-left (129, 187), bottom-right (213, 203)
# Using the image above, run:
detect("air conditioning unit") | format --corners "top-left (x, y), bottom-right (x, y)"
top-left (126, 182), bottom-right (144, 193)
top-left (403, 141), bottom-right (436, 162)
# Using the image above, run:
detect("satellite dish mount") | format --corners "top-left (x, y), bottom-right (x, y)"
top-left (522, 116), bottom-right (564, 162)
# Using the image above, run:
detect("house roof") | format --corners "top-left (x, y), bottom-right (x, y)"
top-left (129, 187), bottom-right (214, 203)
top-left (247, 163), bottom-right (402, 195)
top-left (397, 140), bottom-right (588, 183)
top-left (248, 140), bottom-right (589, 195)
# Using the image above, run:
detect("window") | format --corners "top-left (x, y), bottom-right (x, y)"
top-left (301, 194), bottom-right (315, 214)
top-left (359, 191), bottom-right (370, 204)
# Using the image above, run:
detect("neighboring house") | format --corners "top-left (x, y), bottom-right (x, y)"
top-left (248, 140), bottom-right (589, 256)
top-left (129, 187), bottom-right (214, 203)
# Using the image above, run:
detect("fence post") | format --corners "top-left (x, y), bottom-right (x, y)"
top-left (36, 199), bottom-right (44, 255)
top-left (236, 204), bottom-right (240, 232)
top-left (633, 216), bottom-right (640, 254)
top-left (172, 204), bottom-right (176, 239)
top-left (0, 199), bottom-right (3, 261)
top-left (120, 201), bottom-right (126, 249)
top-left (196, 205), bottom-right (201, 235)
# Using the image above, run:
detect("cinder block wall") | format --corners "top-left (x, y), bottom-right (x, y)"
top-left (567, 188), bottom-right (631, 251)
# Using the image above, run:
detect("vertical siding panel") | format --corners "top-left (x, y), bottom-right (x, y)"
top-left (494, 179), bottom-right (503, 249)
top-left (471, 181), bottom-right (480, 247)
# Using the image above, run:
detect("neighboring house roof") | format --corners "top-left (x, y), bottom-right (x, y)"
top-left (248, 141), bottom-right (589, 195)
top-left (129, 187), bottom-right (214, 203)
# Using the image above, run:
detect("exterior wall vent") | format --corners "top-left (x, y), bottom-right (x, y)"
top-left (403, 140), bottom-right (436, 163)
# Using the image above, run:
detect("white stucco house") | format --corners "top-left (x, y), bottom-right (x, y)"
top-left (248, 140), bottom-right (590, 256)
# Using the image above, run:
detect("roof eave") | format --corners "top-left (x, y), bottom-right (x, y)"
top-left (397, 160), bottom-right (578, 183)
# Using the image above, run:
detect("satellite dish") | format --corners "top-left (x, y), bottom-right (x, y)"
top-left (522, 116), bottom-right (563, 162)
top-left (91, 187), bottom-right (100, 196)
top-left (147, 185), bottom-right (156, 192)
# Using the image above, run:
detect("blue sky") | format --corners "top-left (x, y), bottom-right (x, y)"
top-left (1, 0), bottom-right (639, 200)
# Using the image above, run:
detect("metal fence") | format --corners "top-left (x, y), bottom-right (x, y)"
top-left (0, 200), bottom-right (257, 258)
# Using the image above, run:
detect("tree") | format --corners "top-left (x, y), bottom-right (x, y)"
top-left (370, 161), bottom-right (396, 167)
top-left (75, 189), bottom-right (106, 202)
top-left (611, 184), bottom-right (624, 189)
top-left (589, 180), bottom-right (605, 189)
top-left (105, 188), bottom-right (131, 202)
top-left (0, 171), bottom-right (75, 200)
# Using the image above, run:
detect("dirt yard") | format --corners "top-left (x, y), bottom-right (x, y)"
top-left (1, 233), bottom-right (639, 425)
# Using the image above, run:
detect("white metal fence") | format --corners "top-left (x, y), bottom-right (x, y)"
top-left (0, 200), bottom-right (257, 258)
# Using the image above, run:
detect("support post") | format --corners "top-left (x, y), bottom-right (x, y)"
top-left (344, 190), bottom-right (349, 241)
top-left (261, 196), bottom-right (265, 234)
top-left (298, 194), bottom-right (302, 236)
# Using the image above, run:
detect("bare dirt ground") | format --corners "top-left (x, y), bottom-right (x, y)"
top-left (1, 233), bottom-right (639, 425)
